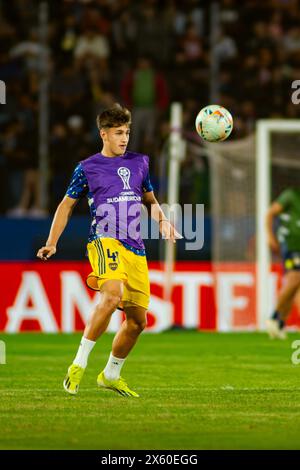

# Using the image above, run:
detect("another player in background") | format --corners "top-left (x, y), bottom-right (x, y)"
top-left (37, 104), bottom-right (182, 397)
top-left (266, 187), bottom-right (300, 339)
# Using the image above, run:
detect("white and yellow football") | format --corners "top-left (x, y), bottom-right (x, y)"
top-left (195, 104), bottom-right (233, 142)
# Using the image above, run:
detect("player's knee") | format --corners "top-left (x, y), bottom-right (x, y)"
top-left (128, 317), bottom-right (147, 334)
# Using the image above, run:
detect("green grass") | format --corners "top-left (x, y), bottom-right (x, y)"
top-left (0, 331), bottom-right (300, 450)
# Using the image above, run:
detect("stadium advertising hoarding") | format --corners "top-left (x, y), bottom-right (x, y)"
top-left (0, 262), bottom-right (299, 333)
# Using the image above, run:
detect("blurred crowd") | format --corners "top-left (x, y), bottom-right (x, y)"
top-left (0, 0), bottom-right (300, 216)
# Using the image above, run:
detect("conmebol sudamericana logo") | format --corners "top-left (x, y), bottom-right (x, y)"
top-left (117, 167), bottom-right (131, 190)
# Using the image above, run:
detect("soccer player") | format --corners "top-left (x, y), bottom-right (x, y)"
top-left (37, 104), bottom-right (182, 397)
top-left (266, 187), bottom-right (300, 339)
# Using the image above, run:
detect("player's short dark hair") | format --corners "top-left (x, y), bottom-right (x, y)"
top-left (96, 104), bottom-right (131, 130)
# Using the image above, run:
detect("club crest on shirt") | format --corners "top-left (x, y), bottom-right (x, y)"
top-left (117, 167), bottom-right (131, 189)
top-left (109, 262), bottom-right (118, 271)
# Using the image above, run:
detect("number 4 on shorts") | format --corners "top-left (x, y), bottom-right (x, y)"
top-left (107, 249), bottom-right (119, 263)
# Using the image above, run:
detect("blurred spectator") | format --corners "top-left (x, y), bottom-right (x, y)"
top-left (135, 4), bottom-right (173, 65)
top-left (49, 115), bottom-right (92, 211)
top-left (121, 56), bottom-right (169, 153)
top-left (212, 28), bottom-right (237, 63)
top-left (60, 15), bottom-right (79, 55)
top-left (283, 26), bottom-right (300, 53)
top-left (180, 23), bottom-right (204, 64)
top-left (66, 114), bottom-right (93, 169)
top-left (9, 28), bottom-right (50, 72)
top-left (50, 122), bottom-right (71, 209)
top-left (248, 21), bottom-right (276, 52)
top-left (51, 62), bottom-right (88, 120)
top-left (81, 4), bottom-right (111, 36)
top-left (74, 28), bottom-right (110, 71)
top-left (4, 119), bottom-right (42, 217)
top-left (112, 10), bottom-right (137, 56)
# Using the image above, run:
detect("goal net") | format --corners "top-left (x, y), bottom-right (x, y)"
top-left (208, 120), bottom-right (300, 331)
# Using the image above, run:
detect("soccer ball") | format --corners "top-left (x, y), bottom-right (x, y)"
top-left (195, 105), bottom-right (233, 142)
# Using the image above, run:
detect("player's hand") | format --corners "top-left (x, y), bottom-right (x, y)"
top-left (37, 245), bottom-right (56, 261)
top-left (160, 220), bottom-right (183, 243)
top-left (267, 235), bottom-right (280, 253)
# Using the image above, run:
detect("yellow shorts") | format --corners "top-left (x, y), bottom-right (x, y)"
top-left (86, 238), bottom-right (150, 310)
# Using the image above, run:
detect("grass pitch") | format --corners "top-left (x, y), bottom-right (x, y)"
top-left (0, 331), bottom-right (300, 450)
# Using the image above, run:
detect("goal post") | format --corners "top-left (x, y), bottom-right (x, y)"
top-left (256, 119), bottom-right (300, 330)
top-left (164, 103), bottom-right (186, 301)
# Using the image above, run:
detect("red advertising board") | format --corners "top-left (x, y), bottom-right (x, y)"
top-left (0, 261), bottom-right (299, 332)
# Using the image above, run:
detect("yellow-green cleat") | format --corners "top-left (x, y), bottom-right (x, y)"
top-left (97, 371), bottom-right (139, 398)
top-left (63, 364), bottom-right (85, 395)
top-left (266, 319), bottom-right (287, 340)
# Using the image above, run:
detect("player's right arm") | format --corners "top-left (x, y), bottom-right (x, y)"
top-left (37, 163), bottom-right (89, 261)
top-left (37, 196), bottom-right (78, 260)
top-left (266, 201), bottom-right (283, 254)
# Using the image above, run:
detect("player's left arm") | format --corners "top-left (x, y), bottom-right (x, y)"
top-left (142, 191), bottom-right (183, 243)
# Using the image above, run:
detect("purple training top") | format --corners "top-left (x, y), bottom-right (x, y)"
top-left (66, 151), bottom-right (153, 254)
